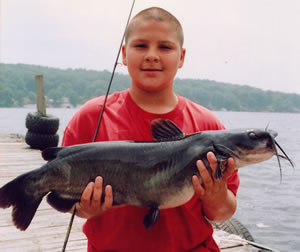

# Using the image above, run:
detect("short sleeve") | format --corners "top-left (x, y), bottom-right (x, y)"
top-left (226, 170), bottom-right (240, 196)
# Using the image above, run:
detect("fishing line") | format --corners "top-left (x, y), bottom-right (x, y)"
top-left (61, 1), bottom-right (136, 251)
top-left (92, 0), bottom-right (135, 142)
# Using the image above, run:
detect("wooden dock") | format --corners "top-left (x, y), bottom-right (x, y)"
top-left (0, 134), bottom-right (264, 252)
top-left (0, 134), bottom-right (87, 252)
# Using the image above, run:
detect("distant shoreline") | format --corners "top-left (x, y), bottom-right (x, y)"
top-left (2, 63), bottom-right (300, 112)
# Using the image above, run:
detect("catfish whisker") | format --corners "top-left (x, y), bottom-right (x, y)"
top-left (277, 154), bottom-right (292, 161)
top-left (265, 122), bottom-right (271, 132)
top-left (270, 136), bottom-right (282, 182)
top-left (274, 139), bottom-right (294, 169)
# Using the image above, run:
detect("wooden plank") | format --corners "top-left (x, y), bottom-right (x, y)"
top-left (0, 135), bottom-right (87, 251)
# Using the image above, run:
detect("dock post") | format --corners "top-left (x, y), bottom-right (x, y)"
top-left (25, 75), bottom-right (59, 150)
top-left (35, 75), bottom-right (47, 116)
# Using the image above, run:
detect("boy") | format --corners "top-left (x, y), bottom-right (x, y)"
top-left (62, 7), bottom-right (239, 252)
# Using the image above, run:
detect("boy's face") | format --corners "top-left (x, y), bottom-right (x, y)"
top-left (122, 19), bottom-right (185, 92)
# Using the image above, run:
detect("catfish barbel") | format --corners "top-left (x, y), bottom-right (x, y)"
top-left (0, 119), bottom-right (293, 231)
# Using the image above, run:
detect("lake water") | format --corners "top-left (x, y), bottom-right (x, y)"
top-left (0, 108), bottom-right (299, 251)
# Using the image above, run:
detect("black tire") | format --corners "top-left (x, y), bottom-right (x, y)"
top-left (25, 131), bottom-right (59, 150)
top-left (25, 112), bottom-right (59, 134)
top-left (211, 217), bottom-right (255, 242)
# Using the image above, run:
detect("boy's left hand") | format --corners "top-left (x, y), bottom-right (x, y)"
top-left (192, 152), bottom-right (237, 222)
top-left (192, 152), bottom-right (235, 199)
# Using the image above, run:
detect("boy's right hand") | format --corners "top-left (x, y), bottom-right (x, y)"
top-left (74, 176), bottom-right (115, 219)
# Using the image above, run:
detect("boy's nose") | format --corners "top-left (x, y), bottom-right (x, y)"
top-left (145, 50), bottom-right (159, 62)
top-left (146, 56), bottom-right (159, 62)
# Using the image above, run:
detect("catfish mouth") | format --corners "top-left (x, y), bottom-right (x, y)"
top-left (213, 132), bottom-right (294, 181)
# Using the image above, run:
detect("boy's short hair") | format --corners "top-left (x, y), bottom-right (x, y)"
top-left (125, 7), bottom-right (184, 47)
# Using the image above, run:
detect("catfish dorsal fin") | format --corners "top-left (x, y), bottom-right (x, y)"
top-left (151, 119), bottom-right (185, 141)
top-left (42, 147), bottom-right (64, 161)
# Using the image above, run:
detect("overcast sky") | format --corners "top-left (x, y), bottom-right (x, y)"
top-left (1, 0), bottom-right (300, 94)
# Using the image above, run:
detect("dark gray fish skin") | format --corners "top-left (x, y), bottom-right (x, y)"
top-left (0, 119), bottom-right (291, 231)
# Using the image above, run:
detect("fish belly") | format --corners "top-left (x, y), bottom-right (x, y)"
top-left (159, 185), bottom-right (194, 209)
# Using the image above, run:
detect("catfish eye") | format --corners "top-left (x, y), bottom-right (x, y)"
top-left (248, 131), bottom-right (257, 139)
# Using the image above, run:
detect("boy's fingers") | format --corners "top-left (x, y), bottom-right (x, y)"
top-left (91, 176), bottom-right (103, 208)
top-left (192, 175), bottom-right (205, 196)
top-left (223, 158), bottom-right (236, 180)
top-left (80, 181), bottom-right (94, 208)
top-left (207, 152), bottom-right (217, 177)
top-left (101, 185), bottom-right (113, 211)
top-left (197, 160), bottom-right (213, 188)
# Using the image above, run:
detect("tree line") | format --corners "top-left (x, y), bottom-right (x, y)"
top-left (1, 63), bottom-right (300, 113)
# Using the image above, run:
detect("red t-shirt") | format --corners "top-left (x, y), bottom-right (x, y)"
top-left (62, 89), bottom-right (240, 252)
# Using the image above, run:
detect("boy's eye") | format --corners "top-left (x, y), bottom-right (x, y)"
top-left (160, 45), bottom-right (171, 50)
top-left (134, 44), bottom-right (147, 48)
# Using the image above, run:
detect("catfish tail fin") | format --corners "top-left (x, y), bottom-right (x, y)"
top-left (0, 173), bottom-right (45, 231)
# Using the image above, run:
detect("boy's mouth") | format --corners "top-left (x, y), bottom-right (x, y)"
top-left (141, 68), bottom-right (162, 72)
top-left (141, 68), bottom-right (162, 77)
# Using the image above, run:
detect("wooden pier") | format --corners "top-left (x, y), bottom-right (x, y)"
top-left (0, 134), bottom-right (264, 252)
top-left (0, 134), bottom-right (87, 252)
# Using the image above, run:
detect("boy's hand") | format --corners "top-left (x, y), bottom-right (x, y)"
top-left (74, 176), bottom-right (119, 219)
top-left (192, 152), bottom-right (237, 222)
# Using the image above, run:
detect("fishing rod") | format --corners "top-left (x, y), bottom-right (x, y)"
top-left (61, 0), bottom-right (136, 251)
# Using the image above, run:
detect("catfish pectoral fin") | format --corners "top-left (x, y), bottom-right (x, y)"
top-left (46, 192), bottom-right (78, 212)
top-left (214, 159), bottom-right (228, 180)
top-left (143, 206), bottom-right (160, 230)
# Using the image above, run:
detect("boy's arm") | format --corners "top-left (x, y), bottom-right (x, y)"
top-left (192, 152), bottom-right (237, 222)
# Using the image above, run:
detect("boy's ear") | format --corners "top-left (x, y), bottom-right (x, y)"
top-left (122, 45), bottom-right (127, 66)
top-left (178, 48), bottom-right (186, 69)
